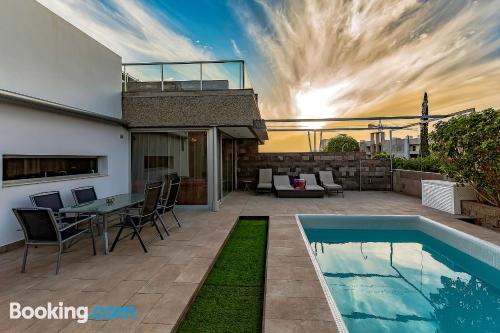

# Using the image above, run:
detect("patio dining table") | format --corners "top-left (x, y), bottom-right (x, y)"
top-left (60, 193), bottom-right (144, 255)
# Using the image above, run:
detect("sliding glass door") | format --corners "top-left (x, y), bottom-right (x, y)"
top-left (219, 134), bottom-right (235, 199)
top-left (131, 131), bottom-right (207, 205)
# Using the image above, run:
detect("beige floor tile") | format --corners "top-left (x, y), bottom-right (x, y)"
top-left (142, 283), bottom-right (198, 325)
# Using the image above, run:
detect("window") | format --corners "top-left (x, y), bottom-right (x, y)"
top-left (131, 131), bottom-right (207, 205)
top-left (2, 155), bottom-right (99, 181)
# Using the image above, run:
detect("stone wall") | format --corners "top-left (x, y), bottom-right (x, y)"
top-left (462, 201), bottom-right (500, 232)
top-left (392, 169), bottom-right (446, 198)
top-left (236, 139), bottom-right (391, 191)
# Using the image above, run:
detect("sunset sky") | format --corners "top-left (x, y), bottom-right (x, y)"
top-left (38, 0), bottom-right (500, 152)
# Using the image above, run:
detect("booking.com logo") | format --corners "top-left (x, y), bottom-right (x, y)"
top-left (10, 302), bottom-right (136, 323)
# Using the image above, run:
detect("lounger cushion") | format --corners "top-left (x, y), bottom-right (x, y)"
top-left (306, 184), bottom-right (324, 191)
top-left (299, 173), bottom-right (319, 186)
top-left (257, 183), bottom-right (272, 190)
top-left (275, 185), bottom-right (294, 191)
top-left (324, 183), bottom-right (342, 190)
top-left (259, 169), bottom-right (273, 183)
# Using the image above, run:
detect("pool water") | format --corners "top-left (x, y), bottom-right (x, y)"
top-left (302, 228), bottom-right (500, 333)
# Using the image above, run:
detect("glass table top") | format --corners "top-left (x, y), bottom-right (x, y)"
top-left (60, 193), bottom-right (144, 215)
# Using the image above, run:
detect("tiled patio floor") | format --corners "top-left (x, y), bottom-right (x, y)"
top-left (1, 191), bottom-right (498, 332)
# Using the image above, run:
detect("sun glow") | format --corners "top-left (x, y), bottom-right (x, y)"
top-left (294, 81), bottom-right (352, 128)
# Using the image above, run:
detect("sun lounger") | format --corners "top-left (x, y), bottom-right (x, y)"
top-left (257, 169), bottom-right (273, 192)
top-left (299, 174), bottom-right (326, 192)
top-left (274, 175), bottom-right (324, 198)
top-left (319, 171), bottom-right (344, 197)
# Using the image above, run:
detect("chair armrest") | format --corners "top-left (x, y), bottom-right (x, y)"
top-left (119, 212), bottom-right (142, 219)
top-left (58, 215), bottom-right (94, 231)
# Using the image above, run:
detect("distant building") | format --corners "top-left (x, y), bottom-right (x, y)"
top-left (359, 132), bottom-right (421, 158)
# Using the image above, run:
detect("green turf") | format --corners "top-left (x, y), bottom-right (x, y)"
top-left (178, 218), bottom-right (268, 333)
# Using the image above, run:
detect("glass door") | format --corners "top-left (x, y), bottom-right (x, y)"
top-left (131, 131), bottom-right (207, 205)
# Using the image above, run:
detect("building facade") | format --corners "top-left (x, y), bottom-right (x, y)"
top-left (359, 132), bottom-right (421, 159)
top-left (0, 0), bottom-right (266, 248)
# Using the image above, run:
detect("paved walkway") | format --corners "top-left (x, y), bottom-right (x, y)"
top-left (0, 191), bottom-right (498, 332)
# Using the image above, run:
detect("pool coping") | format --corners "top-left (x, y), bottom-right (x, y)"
top-left (295, 213), bottom-right (500, 333)
top-left (295, 215), bottom-right (349, 333)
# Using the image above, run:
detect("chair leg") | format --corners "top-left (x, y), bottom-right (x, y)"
top-left (110, 226), bottom-right (124, 252)
top-left (131, 224), bottom-right (148, 253)
top-left (172, 210), bottom-right (181, 228)
top-left (55, 245), bottom-right (63, 274)
top-left (89, 221), bottom-right (96, 256)
top-left (153, 220), bottom-right (164, 240)
top-left (21, 245), bottom-right (29, 273)
top-left (157, 213), bottom-right (170, 236)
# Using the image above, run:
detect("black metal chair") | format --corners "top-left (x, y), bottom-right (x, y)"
top-left (71, 186), bottom-right (97, 205)
top-left (158, 173), bottom-right (182, 232)
top-left (12, 207), bottom-right (96, 274)
top-left (110, 182), bottom-right (166, 253)
top-left (29, 191), bottom-right (75, 226)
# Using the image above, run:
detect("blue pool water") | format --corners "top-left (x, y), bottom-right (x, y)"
top-left (302, 224), bottom-right (500, 333)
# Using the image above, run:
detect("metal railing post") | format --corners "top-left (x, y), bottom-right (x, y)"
top-left (241, 61), bottom-right (244, 89)
top-left (161, 64), bottom-right (164, 91)
top-left (200, 63), bottom-right (203, 90)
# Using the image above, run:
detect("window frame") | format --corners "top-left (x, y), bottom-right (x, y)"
top-left (1, 155), bottom-right (107, 187)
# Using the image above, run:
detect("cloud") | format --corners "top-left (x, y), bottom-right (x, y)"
top-left (36, 0), bottom-right (213, 62)
top-left (233, 0), bottom-right (500, 127)
top-left (230, 38), bottom-right (242, 57)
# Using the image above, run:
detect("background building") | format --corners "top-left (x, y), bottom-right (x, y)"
top-left (359, 132), bottom-right (421, 158)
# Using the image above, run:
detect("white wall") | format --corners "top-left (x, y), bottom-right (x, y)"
top-left (0, 104), bottom-right (130, 246)
top-left (0, 0), bottom-right (122, 118)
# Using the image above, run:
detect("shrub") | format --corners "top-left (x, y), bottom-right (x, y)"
top-left (393, 155), bottom-right (441, 173)
top-left (322, 134), bottom-right (359, 152)
top-left (372, 152), bottom-right (390, 159)
top-left (430, 108), bottom-right (500, 207)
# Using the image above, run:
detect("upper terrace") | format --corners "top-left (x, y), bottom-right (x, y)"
top-left (121, 60), bottom-right (267, 142)
top-left (122, 60), bottom-right (252, 92)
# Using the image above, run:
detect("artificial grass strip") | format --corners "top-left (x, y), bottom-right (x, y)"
top-left (178, 218), bottom-right (268, 333)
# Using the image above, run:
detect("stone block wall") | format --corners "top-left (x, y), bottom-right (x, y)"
top-left (462, 201), bottom-right (500, 232)
top-left (392, 169), bottom-right (446, 198)
top-left (237, 139), bottom-right (391, 191)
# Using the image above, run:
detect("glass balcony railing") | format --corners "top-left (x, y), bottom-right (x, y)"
top-left (122, 60), bottom-right (252, 92)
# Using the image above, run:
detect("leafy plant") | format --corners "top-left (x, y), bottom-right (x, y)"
top-left (322, 134), bottom-right (359, 152)
top-left (430, 108), bottom-right (500, 207)
top-left (393, 155), bottom-right (441, 173)
top-left (372, 152), bottom-right (390, 159)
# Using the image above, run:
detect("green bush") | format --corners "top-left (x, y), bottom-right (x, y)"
top-left (372, 152), bottom-right (390, 159)
top-left (393, 155), bottom-right (441, 173)
top-left (431, 108), bottom-right (500, 207)
top-left (322, 134), bottom-right (359, 152)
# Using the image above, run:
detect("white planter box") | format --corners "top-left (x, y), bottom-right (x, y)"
top-left (422, 180), bottom-right (476, 214)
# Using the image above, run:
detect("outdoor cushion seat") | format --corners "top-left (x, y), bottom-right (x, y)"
top-left (257, 169), bottom-right (273, 192)
top-left (257, 183), bottom-right (272, 190)
top-left (299, 174), bottom-right (324, 190)
top-left (319, 171), bottom-right (344, 197)
top-left (274, 175), bottom-right (324, 198)
top-left (275, 185), bottom-right (293, 191)
top-left (324, 183), bottom-right (342, 190)
top-left (273, 175), bottom-right (293, 190)
top-left (305, 184), bottom-right (324, 191)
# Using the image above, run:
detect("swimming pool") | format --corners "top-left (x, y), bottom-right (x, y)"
top-left (297, 215), bottom-right (500, 333)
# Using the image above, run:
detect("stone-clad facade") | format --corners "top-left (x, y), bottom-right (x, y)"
top-left (237, 139), bottom-right (391, 191)
top-left (122, 90), bottom-right (261, 127)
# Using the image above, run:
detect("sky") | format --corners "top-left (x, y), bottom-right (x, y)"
top-left (37, 0), bottom-right (500, 152)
